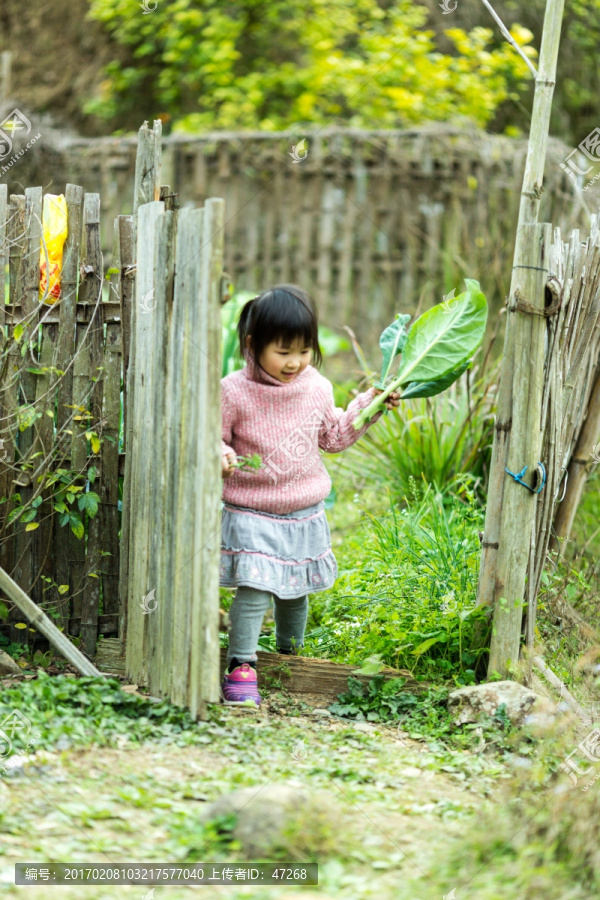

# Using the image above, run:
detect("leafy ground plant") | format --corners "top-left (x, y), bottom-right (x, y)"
top-left (0, 672), bottom-right (223, 756)
top-left (328, 677), bottom-right (533, 754)
top-left (353, 279), bottom-right (488, 427)
top-left (305, 475), bottom-right (489, 682)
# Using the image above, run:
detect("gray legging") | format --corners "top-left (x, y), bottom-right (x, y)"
top-left (226, 586), bottom-right (308, 664)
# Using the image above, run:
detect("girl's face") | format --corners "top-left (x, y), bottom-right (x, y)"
top-left (248, 335), bottom-right (312, 383)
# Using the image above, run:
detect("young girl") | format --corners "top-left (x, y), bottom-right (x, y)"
top-left (220, 284), bottom-right (400, 706)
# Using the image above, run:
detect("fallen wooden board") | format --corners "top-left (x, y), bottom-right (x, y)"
top-left (221, 648), bottom-right (426, 700)
top-left (94, 640), bottom-right (427, 702)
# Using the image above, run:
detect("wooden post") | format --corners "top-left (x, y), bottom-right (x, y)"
top-left (486, 222), bottom-right (551, 676)
top-left (477, 0), bottom-right (565, 678)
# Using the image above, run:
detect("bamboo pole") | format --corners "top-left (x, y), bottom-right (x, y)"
top-left (478, 0), bottom-right (565, 678)
top-left (486, 223), bottom-right (552, 676)
top-left (551, 364), bottom-right (600, 550)
top-left (0, 566), bottom-right (102, 676)
top-left (532, 655), bottom-right (590, 723)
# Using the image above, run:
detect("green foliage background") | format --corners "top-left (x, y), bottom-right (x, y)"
top-left (85, 0), bottom-right (536, 133)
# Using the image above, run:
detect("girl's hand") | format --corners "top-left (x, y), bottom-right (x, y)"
top-left (373, 388), bottom-right (401, 410)
top-left (222, 451), bottom-right (237, 478)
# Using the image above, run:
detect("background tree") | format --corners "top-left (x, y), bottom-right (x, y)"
top-left (85, 0), bottom-right (536, 133)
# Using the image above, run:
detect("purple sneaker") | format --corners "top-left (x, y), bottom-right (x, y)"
top-left (222, 662), bottom-right (261, 707)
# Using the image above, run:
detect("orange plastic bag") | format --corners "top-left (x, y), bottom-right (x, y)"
top-left (39, 194), bottom-right (68, 304)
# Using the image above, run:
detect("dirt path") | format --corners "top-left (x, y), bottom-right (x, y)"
top-left (0, 690), bottom-right (508, 900)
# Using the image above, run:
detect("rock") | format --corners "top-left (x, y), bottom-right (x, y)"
top-left (311, 708), bottom-right (332, 716)
top-left (353, 721), bottom-right (376, 733)
top-left (0, 650), bottom-right (21, 675)
top-left (399, 766), bottom-right (423, 777)
top-left (198, 781), bottom-right (341, 858)
top-left (448, 681), bottom-right (560, 727)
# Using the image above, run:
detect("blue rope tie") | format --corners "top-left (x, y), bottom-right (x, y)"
top-left (505, 462), bottom-right (546, 494)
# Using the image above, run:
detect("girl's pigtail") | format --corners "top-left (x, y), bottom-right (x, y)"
top-left (237, 296), bottom-right (259, 357)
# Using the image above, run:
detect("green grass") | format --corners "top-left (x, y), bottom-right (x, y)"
top-left (304, 474), bottom-right (489, 683)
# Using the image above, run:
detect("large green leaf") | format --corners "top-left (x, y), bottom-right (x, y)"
top-left (399, 359), bottom-right (472, 400)
top-left (375, 313), bottom-right (411, 389)
top-left (396, 280), bottom-right (487, 386)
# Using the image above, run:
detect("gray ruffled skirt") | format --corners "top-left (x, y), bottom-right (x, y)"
top-left (219, 500), bottom-right (337, 599)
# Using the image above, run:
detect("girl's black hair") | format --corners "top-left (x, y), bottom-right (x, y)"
top-left (237, 283), bottom-right (323, 369)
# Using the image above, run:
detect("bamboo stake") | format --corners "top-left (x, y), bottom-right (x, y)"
top-left (552, 360), bottom-right (600, 550)
top-left (487, 223), bottom-right (551, 676)
top-left (532, 655), bottom-right (590, 723)
top-left (0, 566), bottom-right (102, 677)
top-left (477, 0), bottom-right (565, 678)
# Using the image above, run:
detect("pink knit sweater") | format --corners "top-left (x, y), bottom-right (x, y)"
top-left (221, 353), bottom-right (383, 515)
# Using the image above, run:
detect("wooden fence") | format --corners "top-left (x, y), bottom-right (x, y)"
top-left (0, 120), bottom-right (223, 713)
top-left (6, 122), bottom-right (596, 354)
top-left (123, 122), bottom-right (223, 714)
top-left (0, 183), bottom-right (124, 657)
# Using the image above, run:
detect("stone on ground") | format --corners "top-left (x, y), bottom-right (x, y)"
top-left (198, 780), bottom-right (343, 858)
top-left (448, 680), bottom-right (560, 727)
top-left (0, 649), bottom-right (21, 675)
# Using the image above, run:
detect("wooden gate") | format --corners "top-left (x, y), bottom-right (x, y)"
top-left (123, 125), bottom-right (224, 716)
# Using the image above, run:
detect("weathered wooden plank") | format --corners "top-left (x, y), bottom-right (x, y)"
top-left (189, 197), bottom-right (224, 720)
top-left (32, 316), bottom-right (57, 628)
top-left (55, 185), bottom-right (83, 463)
top-left (53, 187), bottom-right (83, 628)
top-left (337, 173), bottom-right (357, 328)
top-left (167, 206), bottom-right (205, 708)
top-left (219, 649), bottom-right (427, 700)
top-left (124, 200), bottom-right (164, 686)
top-left (0, 611), bottom-right (119, 639)
top-left (0, 184), bottom-right (10, 550)
top-left (67, 613), bottom-right (119, 636)
top-left (100, 220), bottom-right (122, 617)
top-left (133, 120), bottom-right (162, 214)
top-left (146, 207), bottom-right (176, 701)
top-left (95, 641), bottom-right (427, 701)
top-left (117, 216), bottom-right (134, 651)
top-left (0, 195), bottom-right (25, 605)
top-left (12, 188), bottom-right (42, 636)
top-left (0, 184), bottom-right (7, 334)
top-left (2, 302), bottom-right (122, 326)
top-left (317, 180), bottom-right (335, 315)
top-left (69, 194), bottom-right (103, 627)
top-left (78, 194), bottom-right (103, 658)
